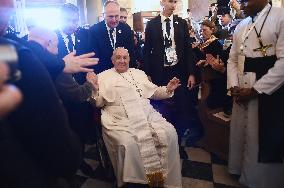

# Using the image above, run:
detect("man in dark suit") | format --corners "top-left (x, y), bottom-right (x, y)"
top-left (89, 1), bottom-right (135, 73)
top-left (55, 3), bottom-right (90, 84)
top-left (54, 4), bottom-right (98, 177)
top-left (144, 0), bottom-right (202, 145)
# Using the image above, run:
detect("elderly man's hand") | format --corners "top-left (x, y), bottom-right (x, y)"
top-left (206, 54), bottom-right (226, 73)
top-left (63, 51), bottom-right (99, 73)
top-left (166, 77), bottom-right (181, 93)
top-left (86, 72), bottom-right (99, 91)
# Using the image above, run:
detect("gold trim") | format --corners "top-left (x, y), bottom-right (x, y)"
top-left (199, 35), bottom-right (218, 51)
top-left (146, 171), bottom-right (165, 187)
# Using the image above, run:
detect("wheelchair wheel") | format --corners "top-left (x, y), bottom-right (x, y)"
top-left (95, 125), bottom-right (116, 182)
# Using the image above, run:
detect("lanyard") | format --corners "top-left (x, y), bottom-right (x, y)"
top-left (106, 23), bottom-right (116, 50)
top-left (240, 5), bottom-right (271, 52)
top-left (60, 30), bottom-right (75, 53)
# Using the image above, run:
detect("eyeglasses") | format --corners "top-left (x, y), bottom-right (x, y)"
top-left (120, 16), bottom-right (127, 19)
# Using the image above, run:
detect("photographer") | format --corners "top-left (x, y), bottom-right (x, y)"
top-left (1, 0), bottom-right (83, 187)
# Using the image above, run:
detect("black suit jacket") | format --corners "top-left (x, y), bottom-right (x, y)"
top-left (89, 21), bottom-right (135, 73)
top-left (56, 28), bottom-right (90, 84)
top-left (56, 27), bottom-right (90, 59)
top-left (144, 15), bottom-right (196, 85)
top-left (55, 29), bottom-right (96, 143)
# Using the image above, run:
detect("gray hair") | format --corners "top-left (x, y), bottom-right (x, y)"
top-left (111, 47), bottom-right (129, 61)
top-left (103, 1), bottom-right (120, 12)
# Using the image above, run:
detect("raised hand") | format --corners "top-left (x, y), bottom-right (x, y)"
top-left (63, 51), bottom-right (99, 73)
top-left (166, 77), bottom-right (181, 93)
top-left (86, 72), bottom-right (99, 91)
top-left (206, 54), bottom-right (226, 73)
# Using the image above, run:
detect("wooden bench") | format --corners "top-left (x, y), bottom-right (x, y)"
top-left (197, 80), bottom-right (230, 161)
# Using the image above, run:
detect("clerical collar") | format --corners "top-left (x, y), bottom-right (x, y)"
top-left (161, 14), bottom-right (173, 23)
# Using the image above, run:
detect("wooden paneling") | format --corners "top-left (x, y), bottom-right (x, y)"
top-left (133, 11), bottom-right (159, 32)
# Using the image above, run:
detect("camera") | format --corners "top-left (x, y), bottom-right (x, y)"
top-left (0, 44), bottom-right (21, 83)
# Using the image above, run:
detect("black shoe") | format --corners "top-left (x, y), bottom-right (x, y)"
top-left (80, 160), bottom-right (96, 178)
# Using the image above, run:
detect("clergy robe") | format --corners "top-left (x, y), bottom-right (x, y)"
top-left (94, 68), bottom-right (182, 188)
top-left (227, 4), bottom-right (284, 188)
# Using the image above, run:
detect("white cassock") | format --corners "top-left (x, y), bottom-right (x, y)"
top-left (227, 4), bottom-right (284, 188)
top-left (94, 68), bottom-right (182, 188)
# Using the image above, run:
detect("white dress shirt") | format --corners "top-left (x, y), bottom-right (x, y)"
top-left (60, 30), bottom-right (75, 53)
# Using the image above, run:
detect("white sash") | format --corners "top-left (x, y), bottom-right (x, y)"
top-left (118, 87), bottom-right (168, 186)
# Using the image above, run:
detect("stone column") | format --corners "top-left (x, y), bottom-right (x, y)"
top-left (86, 0), bottom-right (102, 25)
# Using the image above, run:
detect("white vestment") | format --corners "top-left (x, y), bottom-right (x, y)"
top-left (94, 68), bottom-right (182, 188)
top-left (227, 4), bottom-right (284, 188)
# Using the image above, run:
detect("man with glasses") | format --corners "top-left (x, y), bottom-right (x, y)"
top-left (89, 1), bottom-right (135, 73)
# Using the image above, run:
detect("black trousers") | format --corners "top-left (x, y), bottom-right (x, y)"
top-left (151, 65), bottom-right (203, 143)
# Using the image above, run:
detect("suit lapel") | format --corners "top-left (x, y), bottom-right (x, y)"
top-left (173, 15), bottom-right (180, 50)
top-left (56, 30), bottom-right (69, 57)
top-left (116, 23), bottom-right (122, 47)
top-left (156, 15), bottom-right (164, 46)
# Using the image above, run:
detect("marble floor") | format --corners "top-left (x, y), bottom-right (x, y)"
top-left (74, 145), bottom-right (241, 188)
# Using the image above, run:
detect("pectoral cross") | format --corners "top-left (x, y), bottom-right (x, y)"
top-left (253, 38), bottom-right (273, 57)
top-left (136, 89), bottom-right (143, 97)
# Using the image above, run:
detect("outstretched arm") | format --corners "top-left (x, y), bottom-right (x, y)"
top-left (151, 77), bottom-right (181, 100)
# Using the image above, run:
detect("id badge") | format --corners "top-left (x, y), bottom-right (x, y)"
top-left (165, 47), bottom-right (177, 64)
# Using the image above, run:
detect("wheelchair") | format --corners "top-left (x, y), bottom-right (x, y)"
top-left (93, 108), bottom-right (116, 184)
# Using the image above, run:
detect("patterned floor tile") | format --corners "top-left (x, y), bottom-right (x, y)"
top-left (212, 164), bottom-right (240, 187)
top-left (179, 146), bottom-right (189, 159)
top-left (81, 178), bottom-right (113, 188)
top-left (211, 153), bottom-right (228, 166)
top-left (182, 160), bottom-right (213, 181)
top-left (185, 147), bottom-right (211, 164)
top-left (72, 175), bottom-right (89, 187)
top-left (85, 146), bottom-right (100, 161)
top-left (84, 158), bottom-right (100, 170)
top-left (182, 177), bottom-right (214, 188)
top-left (214, 183), bottom-right (241, 188)
top-left (92, 164), bottom-right (114, 182)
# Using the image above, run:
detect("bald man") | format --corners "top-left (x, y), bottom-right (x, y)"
top-left (28, 27), bottom-right (99, 177)
top-left (89, 1), bottom-right (135, 73)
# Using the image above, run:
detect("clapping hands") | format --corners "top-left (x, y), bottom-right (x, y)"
top-left (206, 54), bottom-right (226, 73)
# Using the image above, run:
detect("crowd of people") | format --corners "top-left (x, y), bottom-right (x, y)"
top-left (0, 0), bottom-right (284, 188)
